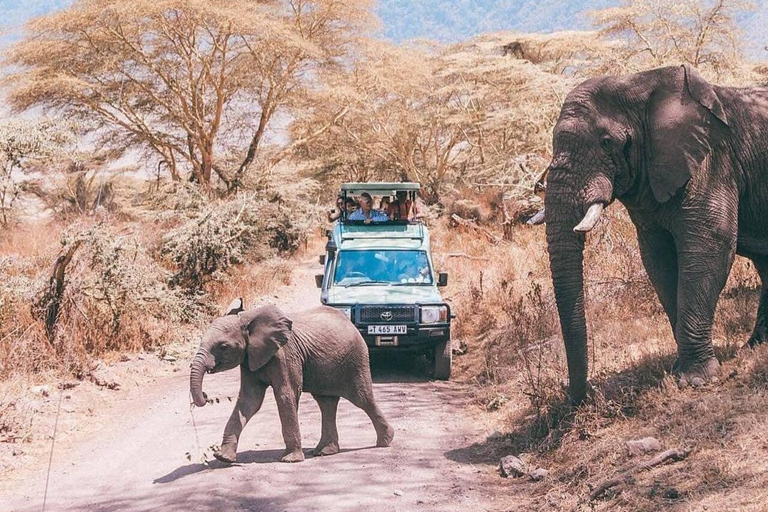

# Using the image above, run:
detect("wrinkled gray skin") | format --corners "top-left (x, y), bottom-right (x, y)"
top-left (190, 300), bottom-right (394, 463)
top-left (545, 64), bottom-right (768, 404)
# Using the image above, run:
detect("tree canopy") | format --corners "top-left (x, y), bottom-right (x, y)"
top-left (4, 0), bottom-right (375, 188)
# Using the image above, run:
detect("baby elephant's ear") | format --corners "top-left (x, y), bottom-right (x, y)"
top-left (242, 305), bottom-right (293, 372)
top-left (224, 298), bottom-right (245, 316)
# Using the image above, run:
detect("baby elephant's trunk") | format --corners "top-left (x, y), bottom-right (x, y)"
top-left (189, 351), bottom-right (211, 407)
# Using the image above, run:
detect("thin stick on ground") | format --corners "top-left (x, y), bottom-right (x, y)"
top-left (588, 448), bottom-right (692, 501)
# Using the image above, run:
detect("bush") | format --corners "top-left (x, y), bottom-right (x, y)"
top-left (10, 223), bottom-right (207, 375)
top-left (160, 193), bottom-right (312, 293)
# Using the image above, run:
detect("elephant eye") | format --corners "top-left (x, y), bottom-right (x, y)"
top-left (600, 136), bottom-right (613, 150)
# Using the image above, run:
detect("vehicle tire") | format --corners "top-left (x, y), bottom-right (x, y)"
top-left (433, 339), bottom-right (452, 381)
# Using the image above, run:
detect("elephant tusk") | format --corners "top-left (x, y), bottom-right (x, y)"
top-left (527, 207), bottom-right (546, 225)
top-left (573, 203), bottom-right (604, 233)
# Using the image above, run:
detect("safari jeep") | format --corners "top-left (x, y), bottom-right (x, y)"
top-left (315, 182), bottom-right (453, 379)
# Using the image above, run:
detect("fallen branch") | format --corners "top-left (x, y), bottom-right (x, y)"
top-left (589, 447), bottom-right (691, 502)
top-left (637, 448), bottom-right (691, 471)
top-left (589, 476), bottom-right (631, 501)
top-left (445, 252), bottom-right (489, 261)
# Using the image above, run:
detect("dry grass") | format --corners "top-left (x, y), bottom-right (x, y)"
top-left (435, 200), bottom-right (768, 511)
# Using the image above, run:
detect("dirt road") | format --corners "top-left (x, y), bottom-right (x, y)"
top-left (2, 259), bottom-right (507, 512)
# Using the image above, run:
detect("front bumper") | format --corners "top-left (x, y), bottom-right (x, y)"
top-left (361, 324), bottom-right (451, 351)
top-left (332, 303), bottom-right (452, 351)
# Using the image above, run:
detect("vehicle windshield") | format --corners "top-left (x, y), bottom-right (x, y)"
top-left (333, 250), bottom-right (433, 287)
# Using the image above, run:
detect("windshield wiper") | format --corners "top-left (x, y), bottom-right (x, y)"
top-left (344, 280), bottom-right (393, 287)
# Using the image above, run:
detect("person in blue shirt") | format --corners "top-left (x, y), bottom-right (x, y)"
top-left (348, 193), bottom-right (388, 224)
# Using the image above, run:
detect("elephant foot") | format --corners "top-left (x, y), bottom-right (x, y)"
top-left (313, 441), bottom-right (340, 457)
top-left (213, 446), bottom-right (237, 464)
top-left (376, 424), bottom-right (395, 447)
top-left (280, 448), bottom-right (305, 463)
top-left (675, 357), bottom-right (720, 388)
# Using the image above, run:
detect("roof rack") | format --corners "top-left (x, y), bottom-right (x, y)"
top-left (340, 182), bottom-right (420, 195)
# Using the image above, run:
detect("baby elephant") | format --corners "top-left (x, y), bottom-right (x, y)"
top-left (189, 299), bottom-right (394, 463)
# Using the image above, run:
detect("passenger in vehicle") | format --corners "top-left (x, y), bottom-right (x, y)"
top-left (348, 193), bottom-right (389, 224)
top-left (327, 196), bottom-right (357, 222)
top-left (388, 191), bottom-right (422, 221)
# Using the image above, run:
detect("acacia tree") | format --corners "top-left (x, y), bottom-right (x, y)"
top-left (592, 0), bottom-right (752, 78)
top-left (292, 35), bottom-right (577, 201)
top-left (0, 119), bottom-right (75, 226)
top-left (290, 41), bottom-right (471, 202)
top-left (4, 0), bottom-right (374, 189)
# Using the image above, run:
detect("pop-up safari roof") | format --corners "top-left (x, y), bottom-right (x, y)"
top-left (340, 182), bottom-right (420, 195)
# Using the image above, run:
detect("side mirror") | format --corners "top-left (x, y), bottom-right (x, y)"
top-left (315, 274), bottom-right (324, 288)
top-left (437, 272), bottom-right (448, 287)
top-left (319, 254), bottom-right (326, 265)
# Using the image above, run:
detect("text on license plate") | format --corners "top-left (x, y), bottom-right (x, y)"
top-left (368, 325), bottom-right (407, 335)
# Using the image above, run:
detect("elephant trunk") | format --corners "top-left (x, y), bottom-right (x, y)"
top-left (190, 350), bottom-right (212, 407)
top-left (545, 182), bottom-right (589, 404)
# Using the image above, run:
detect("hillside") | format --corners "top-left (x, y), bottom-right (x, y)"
top-left (378, 0), bottom-right (767, 60)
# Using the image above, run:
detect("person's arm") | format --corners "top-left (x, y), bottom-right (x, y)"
top-left (327, 209), bottom-right (341, 222)
top-left (411, 199), bottom-right (424, 219)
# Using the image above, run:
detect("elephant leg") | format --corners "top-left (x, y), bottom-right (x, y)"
top-left (215, 368), bottom-right (267, 463)
top-left (312, 395), bottom-right (340, 456)
top-left (346, 390), bottom-right (394, 448)
top-left (637, 228), bottom-right (679, 333)
top-left (674, 242), bottom-right (736, 385)
top-left (747, 256), bottom-right (768, 347)
top-left (273, 386), bottom-right (304, 462)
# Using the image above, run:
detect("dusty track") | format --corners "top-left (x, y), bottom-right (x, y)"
top-left (2, 259), bottom-right (505, 512)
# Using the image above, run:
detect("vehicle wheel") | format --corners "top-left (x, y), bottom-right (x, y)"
top-left (433, 339), bottom-right (452, 380)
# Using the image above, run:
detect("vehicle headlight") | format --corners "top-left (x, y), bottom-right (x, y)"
top-left (421, 306), bottom-right (447, 324)
top-left (334, 306), bottom-right (352, 320)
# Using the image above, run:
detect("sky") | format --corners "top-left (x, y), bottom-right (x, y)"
top-left (0, 0), bottom-right (765, 57)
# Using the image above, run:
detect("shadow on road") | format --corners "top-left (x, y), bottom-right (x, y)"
top-left (369, 351), bottom-right (433, 383)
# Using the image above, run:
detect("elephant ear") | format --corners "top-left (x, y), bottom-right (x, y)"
top-left (240, 305), bottom-right (293, 372)
top-left (647, 65), bottom-right (729, 203)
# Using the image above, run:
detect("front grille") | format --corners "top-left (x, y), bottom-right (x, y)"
top-left (359, 306), bottom-right (415, 324)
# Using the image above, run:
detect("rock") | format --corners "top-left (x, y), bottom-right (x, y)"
top-left (452, 339), bottom-right (468, 355)
top-left (499, 455), bottom-right (527, 478)
top-left (89, 369), bottom-right (121, 390)
top-left (31, 385), bottom-right (50, 397)
top-left (162, 355), bottom-right (177, 362)
top-left (626, 437), bottom-right (662, 456)
top-left (529, 468), bottom-right (549, 481)
top-left (393, 490), bottom-right (403, 497)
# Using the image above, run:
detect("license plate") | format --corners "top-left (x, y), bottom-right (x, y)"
top-left (368, 325), bottom-right (407, 335)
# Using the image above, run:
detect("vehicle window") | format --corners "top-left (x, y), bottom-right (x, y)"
top-left (333, 250), bottom-right (433, 286)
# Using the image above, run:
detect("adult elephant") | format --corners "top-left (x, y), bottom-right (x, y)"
top-left (544, 64), bottom-right (768, 404)
top-left (190, 300), bottom-right (394, 463)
